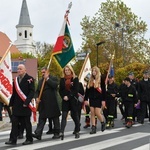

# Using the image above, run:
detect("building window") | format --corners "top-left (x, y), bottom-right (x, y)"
top-left (11, 61), bottom-right (25, 72)
top-left (25, 30), bottom-right (27, 38)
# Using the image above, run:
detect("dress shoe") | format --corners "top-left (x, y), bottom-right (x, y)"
top-left (22, 140), bottom-right (33, 145)
top-left (52, 134), bottom-right (60, 139)
top-left (46, 130), bottom-right (53, 134)
top-left (17, 134), bottom-right (24, 139)
top-left (5, 141), bottom-right (16, 145)
top-left (59, 132), bottom-right (64, 140)
top-left (32, 133), bottom-right (41, 140)
top-left (75, 132), bottom-right (80, 139)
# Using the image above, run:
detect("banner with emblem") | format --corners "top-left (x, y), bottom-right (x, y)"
top-left (0, 44), bottom-right (13, 105)
top-left (52, 2), bottom-right (75, 68)
top-left (52, 20), bottom-right (75, 68)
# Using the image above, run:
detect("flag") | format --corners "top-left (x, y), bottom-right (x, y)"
top-left (52, 19), bottom-right (75, 68)
top-left (105, 58), bottom-right (114, 85)
top-left (110, 62), bottom-right (114, 77)
top-left (79, 54), bottom-right (91, 90)
top-left (0, 51), bottom-right (13, 105)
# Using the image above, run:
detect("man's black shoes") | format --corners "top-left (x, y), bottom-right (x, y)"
top-left (22, 140), bottom-right (33, 145)
top-left (5, 141), bottom-right (16, 145)
top-left (32, 133), bottom-right (41, 140)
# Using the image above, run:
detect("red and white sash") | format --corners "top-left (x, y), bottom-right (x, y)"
top-left (14, 77), bottom-right (36, 112)
top-left (96, 87), bottom-right (102, 93)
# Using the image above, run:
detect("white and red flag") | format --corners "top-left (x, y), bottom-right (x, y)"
top-left (0, 44), bottom-right (13, 105)
top-left (78, 53), bottom-right (91, 90)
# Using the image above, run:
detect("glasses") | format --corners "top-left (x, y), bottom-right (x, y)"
top-left (41, 71), bottom-right (45, 74)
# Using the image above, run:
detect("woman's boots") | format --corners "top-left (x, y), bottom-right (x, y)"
top-left (90, 125), bottom-right (96, 134)
top-left (90, 122), bottom-right (105, 134)
top-left (101, 122), bottom-right (106, 132)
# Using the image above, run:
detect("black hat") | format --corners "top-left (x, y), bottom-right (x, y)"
top-left (124, 77), bottom-right (130, 82)
top-left (128, 72), bottom-right (134, 76)
top-left (143, 70), bottom-right (149, 74)
top-left (108, 74), bottom-right (113, 78)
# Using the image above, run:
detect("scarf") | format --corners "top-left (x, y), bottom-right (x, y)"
top-left (65, 74), bottom-right (73, 91)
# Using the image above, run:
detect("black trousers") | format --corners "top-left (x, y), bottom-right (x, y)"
top-left (9, 115), bottom-right (33, 143)
top-left (124, 101), bottom-right (134, 121)
top-left (35, 116), bottom-right (60, 136)
top-left (106, 98), bottom-right (116, 120)
top-left (140, 101), bottom-right (150, 122)
top-left (77, 101), bottom-right (82, 122)
top-left (61, 110), bottom-right (80, 133)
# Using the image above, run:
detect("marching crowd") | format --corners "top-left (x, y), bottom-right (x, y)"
top-left (3, 64), bottom-right (150, 146)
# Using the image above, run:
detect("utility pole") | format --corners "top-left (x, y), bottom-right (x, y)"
top-left (96, 41), bottom-right (105, 67)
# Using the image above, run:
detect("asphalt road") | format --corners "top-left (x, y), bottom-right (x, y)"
top-left (0, 112), bottom-right (150, 150)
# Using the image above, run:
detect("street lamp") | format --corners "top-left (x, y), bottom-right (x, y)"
top-left (115, 22), bottom-right (129, 66)
top-left (96, 41), bottom-right (105, 67)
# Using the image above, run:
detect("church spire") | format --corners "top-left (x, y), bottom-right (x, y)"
top-left (16, 0), bottom-right (33, 27)
top-left (15, 0), bottom-right (35, 54)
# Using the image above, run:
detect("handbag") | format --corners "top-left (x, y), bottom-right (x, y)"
top-left (78, 93), bottom-right (84, 103)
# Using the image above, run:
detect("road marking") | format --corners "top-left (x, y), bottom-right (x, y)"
top-left (132, 144), bottom-right (150, 150)
top-left (70, 132), bottom-right (150, 150)
top-left (6, 130), bottom-right (120, 150)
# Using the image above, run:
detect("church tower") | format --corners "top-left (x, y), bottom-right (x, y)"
top-left (14, 0), bottom-right (35, 54)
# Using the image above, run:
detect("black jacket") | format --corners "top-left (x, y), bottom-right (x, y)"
top-left (59, 77), bottom-right (79, 111)
top-left (35, 75), bottom-right (61, 118)
top-left (123, 85), bottom-right (137, 103)
top-left (138, 78), bottom-right (150, 102)
top-left (9, 73), bottom-right (35, 116)
top-left (106, 82), bottom-right (119, 101)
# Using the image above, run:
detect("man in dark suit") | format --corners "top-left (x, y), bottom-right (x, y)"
top-left (5, 64), bottom-right (35, 145)
top-left (32, 67), bottom-right (61, 140)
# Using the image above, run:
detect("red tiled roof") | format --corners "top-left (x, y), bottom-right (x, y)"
top-left (0, 31), bottom-right (20, 57)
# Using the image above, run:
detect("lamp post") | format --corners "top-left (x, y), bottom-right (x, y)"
top-left (115, 22), bottom-right (129, 66)
top-left (96, 41), bottom-right (105, 67)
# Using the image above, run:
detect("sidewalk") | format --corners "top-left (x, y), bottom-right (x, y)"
top-left (0, 116), bottom-right (11, 131)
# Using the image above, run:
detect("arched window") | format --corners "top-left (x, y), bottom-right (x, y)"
top-left (24, 30), bottom-right (27, 38)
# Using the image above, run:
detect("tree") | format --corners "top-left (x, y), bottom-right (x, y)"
top-left (34, 42), bottom-right (62, 79)
top-left (80, 0), bottom-right (150, 68)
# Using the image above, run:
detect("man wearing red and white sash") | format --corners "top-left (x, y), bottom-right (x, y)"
top-left (5, 64), bottom-right (35, 146)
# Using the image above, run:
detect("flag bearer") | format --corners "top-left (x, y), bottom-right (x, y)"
top-left (105, 75), bottom-right (119, 129)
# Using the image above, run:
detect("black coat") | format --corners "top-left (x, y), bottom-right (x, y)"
top-left (59, 77), bottom-right (79, 111)
top-left (35, 75), bottom-right (61, 118)
top-left (106, 82), bottom-right (119, 101)
top-left (123, 85), bottom-right (137, 104)
top-left (9, 73), bottom-right (35, 116)
top-left (138, 78), bottom-right (150, 102)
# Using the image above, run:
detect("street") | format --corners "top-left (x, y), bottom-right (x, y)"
top-left (0, 113), bottom-right (150, 150)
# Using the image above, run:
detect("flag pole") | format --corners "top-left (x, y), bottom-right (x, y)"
top-left (36, 55), bottom-right (53, 110)
top-left (0, 42), bottom-right (13, 64)
top-left (78, 53), bottom-right (89, 80)
top-left (36, 3), bottom-right (72, 110)
top-left (105, 51), bottom-right (115, 89)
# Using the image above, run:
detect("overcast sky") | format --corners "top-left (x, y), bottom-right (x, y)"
top-left (0, 0), bottom-right (150, 51)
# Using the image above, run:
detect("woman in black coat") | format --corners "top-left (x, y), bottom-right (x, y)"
top-left (59, 65), bottom-right (80, 140)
